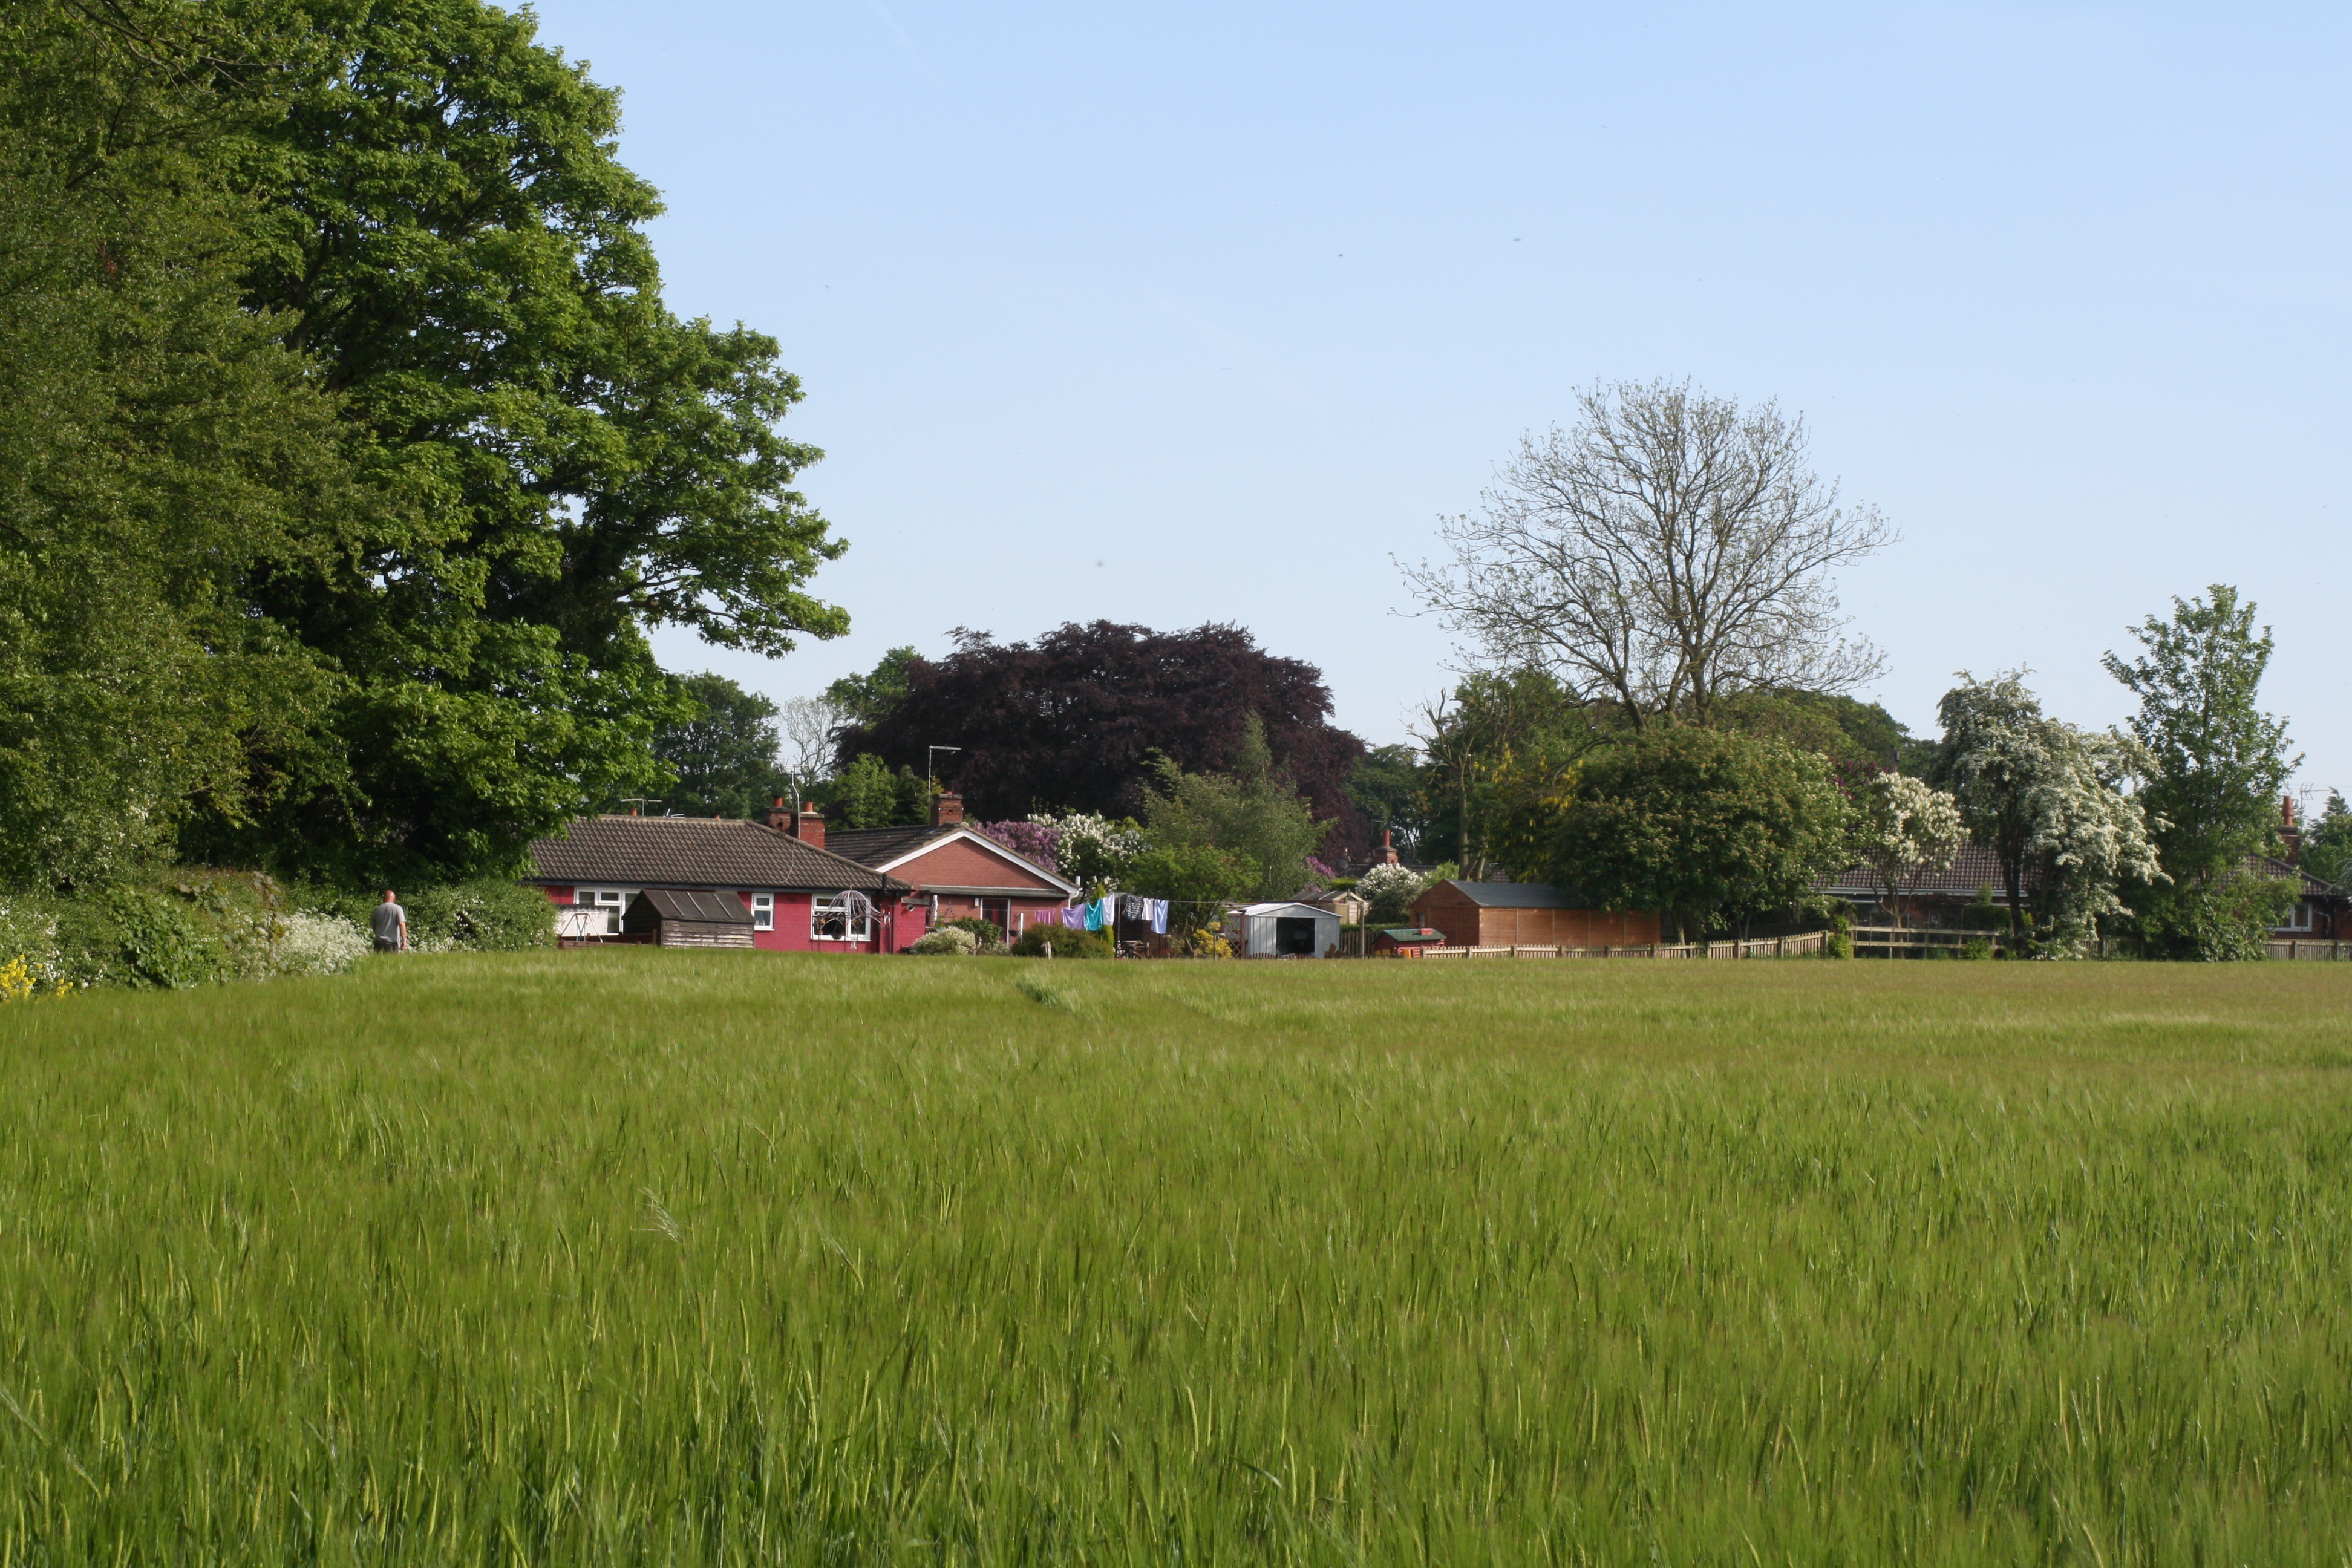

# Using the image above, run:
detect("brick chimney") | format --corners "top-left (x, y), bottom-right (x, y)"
top-left (1380, 829), bottom-right (1399, 866)
top-left (933, 791), bottom-right (965, 828)
top-left (763, 797), bottom-right (792, 832)
top-left (2282, 794), bottom-right (2302, 864)
top-left (792, 802), bottom-right (825, 851)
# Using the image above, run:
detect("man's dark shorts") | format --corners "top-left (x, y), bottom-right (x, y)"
top-left (374, 938), bottom-right (402, 953)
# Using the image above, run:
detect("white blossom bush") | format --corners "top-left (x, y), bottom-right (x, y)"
top-left (1939, 673), bottom-right (2164, 956)
top-left (1030, 812), bottom-right (1145, 889)
top-left (1850, 774), bottom-right (1966, 926)
top-left (275, 912), bottom-right (373, 975)
top-left (1357, 863), bottom-right (1430, 926)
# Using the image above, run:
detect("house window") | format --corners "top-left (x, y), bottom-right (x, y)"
top-left (750, 893), bottom-right (775, 932)
top-left (575, 888), bottom-right (630, 934)
top-left (811, 893), bottom-right (873, 942)
top-left (2282, 901), bottom-right (2315, 932)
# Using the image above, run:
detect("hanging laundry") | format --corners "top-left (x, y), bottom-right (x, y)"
top-left (1150, 899), bottom-right (1169, 935)
top-left (1123, 893), bottom-right (1149, 921)
top-left (1085, 898), bottom-right (1107, 931)
top-left (1060, 904), bottom-right (1086, 930)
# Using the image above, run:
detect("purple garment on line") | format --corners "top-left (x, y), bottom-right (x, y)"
top-left (1060, 904), bottom-right (1086, 929)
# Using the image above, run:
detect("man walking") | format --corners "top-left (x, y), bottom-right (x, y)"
top-left (372, 890), bottom-right (408, 953)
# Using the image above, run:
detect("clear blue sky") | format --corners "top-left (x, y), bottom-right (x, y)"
top-left (530, 0), bottom-right (2348, 806)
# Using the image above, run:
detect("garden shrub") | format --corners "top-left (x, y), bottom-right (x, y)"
top-left (1010, 924), bottom-right (1109, 959)
top-left (909, 927), bottom-right (978, 956)
top-left (301, 878), bottom-right (555, 952)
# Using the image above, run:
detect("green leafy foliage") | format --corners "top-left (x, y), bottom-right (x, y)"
top-left (1009, 923), bottom-right (1110, 958)
top-left (2304, 792), bottom-right (2352, 889)
top-left (1120, 846), bottom-right (1257, 932)
top-left (824, 645), bottom-right (923, 730)
top-left (1345, 744), bottom-right (1426, 857)
top-left (824, 754), bottom-right (929, 830)
top-left (2104, 586), bottom-right (2299, 959)
top-left (1415, 668), bottom-right (1598, 878)
top-left (1532, 726), bottom-right (1851, 941)
top-left (301, 879), bottom-right (555, 953)
top-left (650, 673), bottom-right (788, 819)
top-left (0, 1), bottom-right (849, 890)
top-left (1141, 716), bottom-right (1330, 903)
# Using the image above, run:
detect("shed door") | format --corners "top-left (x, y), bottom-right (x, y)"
top-left (1275, 916), bottom-right (1317, 955)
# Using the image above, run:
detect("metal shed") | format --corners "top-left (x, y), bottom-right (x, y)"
top-left (622, 888), bottom-right (756, 949)
top-left (1230, 901), bottom-right (1343, 958)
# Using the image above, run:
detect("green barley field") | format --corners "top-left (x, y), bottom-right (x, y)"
top-left (4, 954), bottom-right (2351, 1565)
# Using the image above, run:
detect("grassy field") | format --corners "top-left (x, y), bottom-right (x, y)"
top-left (3, 953), bottom-right (2351, 1565)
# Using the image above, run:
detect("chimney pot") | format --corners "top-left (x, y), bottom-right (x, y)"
top-left (794, 803), bottom-right (826, 851)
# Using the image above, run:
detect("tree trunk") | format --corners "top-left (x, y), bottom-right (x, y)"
top-left (2000, 838), bottom-right (2025, 941)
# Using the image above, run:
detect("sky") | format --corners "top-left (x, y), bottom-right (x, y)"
top-left (528, 0), bottom-right (2350, 808)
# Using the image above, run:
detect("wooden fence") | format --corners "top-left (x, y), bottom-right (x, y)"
top-left (1419, 932), bottom-right (1826, 961)
top-left (2267, 939), bottom-right (2352, 961)
top-left (1850, 926), bottom-right (2013, 958)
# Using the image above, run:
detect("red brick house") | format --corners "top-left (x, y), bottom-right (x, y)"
top-left (526, 808), bottom-right (914, 954)
top-left (1408, 880), bottom-right (1662, 949)
top-left (828, 793), bottom-right (1078, 940)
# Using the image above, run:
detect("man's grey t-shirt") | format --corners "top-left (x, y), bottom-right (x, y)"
top-left (371, 902), bottom-right (405, 947)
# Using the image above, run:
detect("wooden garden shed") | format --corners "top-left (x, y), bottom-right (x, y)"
top-left (1409, 880), bottom-right (1660, 949)
top-left (621, 888), bottom-right (757, 949)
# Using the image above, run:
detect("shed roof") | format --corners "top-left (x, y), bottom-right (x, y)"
top-left (1427, 880), bottom-right (1579, 909)
top-left (1376, 927), bottom-right (1448, 943)
top-left (1239, 901), bottom-right (1341, 918)
top-left (630, 888), bottom-right (754, 924)
top-left (527, 816), bottom-right (904, 895)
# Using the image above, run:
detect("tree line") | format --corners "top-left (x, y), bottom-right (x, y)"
top-left (1370, 381), bottom-right (2318, 959)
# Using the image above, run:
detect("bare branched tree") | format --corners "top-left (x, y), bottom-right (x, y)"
top-left (777, 694), bottom-right (844, 802)
top-left (1400, 380), bottom-right (1894, 727)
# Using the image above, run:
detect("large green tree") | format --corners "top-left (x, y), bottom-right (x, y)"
top-left (1527, 726), bottom-right (1850, 942)
top-left (0, 1), bottom-right (361, 887)
top-left (648, 675), bottom-right (787, 820)
top-left (219, 0), bottom-right (849, 881)
top-left (1142, 716), bottom-right (1331, 903)
top-left (2103, 586), bottom-right (2298, 959)
top-left (1, 0), bottom-right (851, 887)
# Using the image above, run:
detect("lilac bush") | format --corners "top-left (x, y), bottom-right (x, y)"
top-left (976, 819), bottom-right (1061, 876)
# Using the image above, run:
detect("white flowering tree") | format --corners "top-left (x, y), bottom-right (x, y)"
top-left (1030, 812), bottom-right (1145, 892)
top-left (1356, 863), bottom-right (1431, 926)
top-left (1850, 774), bottom-right (1965, 928)
top-left (1935, 673), bottom-right (2164, 955)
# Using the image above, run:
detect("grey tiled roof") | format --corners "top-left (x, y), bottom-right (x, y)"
top-left (526, 817), bottom-right (904, 894)
top-left (1820, 846), bottom-right (2341, 901)
top-left (1433, 880), bottom-right (1581, 909)
top-left (825, 825), bottom-right (959, 867)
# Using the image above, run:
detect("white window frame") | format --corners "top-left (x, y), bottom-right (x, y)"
top-left (575, 887), bottom-right (632, 935)
top-left (2281, 901), bottom-right (2315, 932)
top-left (750, 892), bottom-right (775, 932)
top-left (811, 893), bottom-right (874, 942)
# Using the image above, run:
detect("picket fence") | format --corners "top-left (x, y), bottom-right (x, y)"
top-left (1419, 932), bottom-right (1826, 961)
